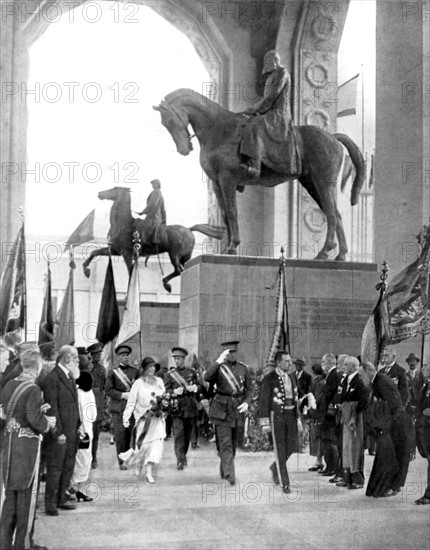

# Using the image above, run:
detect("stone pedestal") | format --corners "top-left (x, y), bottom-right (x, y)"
top-left (178, 254), bottom-right (378, 369)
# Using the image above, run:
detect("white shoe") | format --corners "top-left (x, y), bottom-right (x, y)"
top-left (146, 472), bottom-right (155, 484)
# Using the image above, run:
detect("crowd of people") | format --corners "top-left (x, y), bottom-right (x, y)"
top-left (0, 337), bottom-right (429, 550)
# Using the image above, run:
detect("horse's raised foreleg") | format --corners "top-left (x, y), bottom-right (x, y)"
top-left (83, 247), bottom-right (115, 278)
top-left (220, 176), bottom-right (240, 254)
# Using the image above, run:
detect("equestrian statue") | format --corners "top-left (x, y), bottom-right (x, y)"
top-left (153, 50), bottom-right (366, 261)
top-left (82, 186), bottom-right (223, 293)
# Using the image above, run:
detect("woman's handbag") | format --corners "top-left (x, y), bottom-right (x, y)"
top-left (78, 432), bottom-right (90, 449)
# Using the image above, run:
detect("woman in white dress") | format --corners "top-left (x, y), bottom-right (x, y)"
top-left (121, 357), bottom-right (166, 483)
top-left (70, 371), bottom-right (97, 501)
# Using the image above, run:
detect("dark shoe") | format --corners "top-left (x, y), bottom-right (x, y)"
top-left (76, 491), bottom-right (93, 503)
top-left (45, 508), bottom-right (59, 516)
top-left (415, 496), bottom-right (430, 505)
top-left (30, 544), bottom-right (49, 550)
top-left (91, 459), bottom-right (98, 469)
top-left (177, 462), bottom-right (184, 470)
top-left (336, 481), bottom-right (350, 488)
top-left (58, 502), bottom-right (76, 510)
top-left (308, 464), bottom-right (324, 472)
top-left (348, 483), bottom-right (364, 490)
top-left (329, 476), bottom-right (344, 483)
top-left (321, 470), bottom-right (335, 477)
top-left (282, 486), bottom-right (291, 494)
top-left (119, 464), bottom-right (128, 471)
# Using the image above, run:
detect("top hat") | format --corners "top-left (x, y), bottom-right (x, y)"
top-left (87, 342), bottom-right (103, 355)
top-left (220, 340), bottom-right (239, 350)
top-left (293, 357), bottom-right (306, 366)
top-left (171, 347), bottom-right (188, 357)
top-left (141, 356), bottom-right (156, 370)
top-left (115, 344), bottom-right (132, 355)
top-left (76, 346), bottom-right (88, 355)
top-left (405, 352), bottom-right (420, 363)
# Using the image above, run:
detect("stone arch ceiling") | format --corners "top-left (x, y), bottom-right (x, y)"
top-left (21, 0), bottom-right (233, 102)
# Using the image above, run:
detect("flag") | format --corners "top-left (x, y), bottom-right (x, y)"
top-left (361, 292), bottom-right (386, 365)
top-left (64, 210), bottom-right (95, 251)
top-left (383, 233), bottom-right (430, 344)
top-left (337, 73), bottom-right (359, 118)
top-left (116, 262), bottom-right (141, 346)
top-left (0, 225), bottom-right (25, 337)
top-left (54, 265), bottom-right (75, 349)
top-left (38, 262), bottom-right (55, 348)
top-left (96, 255), bottom-right (120, 345)
top-left (266, 258), bottom-right (290, 367)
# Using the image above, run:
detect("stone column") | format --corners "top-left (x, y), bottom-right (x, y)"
top-left (375, 0), bottom-right (429, 276)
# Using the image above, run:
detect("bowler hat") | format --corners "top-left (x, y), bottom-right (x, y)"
top-left (293, 357), bottom-right (306, 366)
top-left (172, 347), bottom-right (188, 357)
top-left (87, 342), bottom-right (103, 355)
top-left (141, 356), bottom-right (156, 370)
top-left (115, 344), bottom-right (132, 355)
top-left (405, 352), bottom-right (420, 363)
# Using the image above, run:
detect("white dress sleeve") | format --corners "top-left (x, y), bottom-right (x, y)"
top-left (123, 378), bottom-right (140, 424)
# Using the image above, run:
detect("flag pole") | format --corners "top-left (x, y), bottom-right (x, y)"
top-left (18, 207), bottom-right (27, 340)
top-left (375, 261), bottom-right (389, 365)
top-left (132, 230), bottom-right (142, 362)
top-left (361, 64), bottom-right (365, 154)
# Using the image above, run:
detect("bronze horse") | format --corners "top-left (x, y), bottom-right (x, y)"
top-left (153, 88), bottom-right (366, 260)
top-left (82, 187), bottom-right (223, 292)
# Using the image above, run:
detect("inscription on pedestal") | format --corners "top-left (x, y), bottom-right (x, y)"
top-left (295, 298), bottom-right (374, 339)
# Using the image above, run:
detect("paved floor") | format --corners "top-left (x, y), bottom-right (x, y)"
top-left (36, 434), bottom-right (430, 550)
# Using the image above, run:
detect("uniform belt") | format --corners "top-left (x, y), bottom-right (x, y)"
top-left (217, 391), bottom-right (242, 398)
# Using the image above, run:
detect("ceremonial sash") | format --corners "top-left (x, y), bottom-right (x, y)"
top-left (220, 364), bottom-right (242, 394)
top-left (169, 370), bottom-right (189, 388)
top-left (5, 381), bottom-right (35, 426)
top-left (113, 368), bottom-right (133, 391)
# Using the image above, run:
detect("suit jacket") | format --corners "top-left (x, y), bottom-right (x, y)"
top-left (318, 367), bottom-right (342, 424)
top-left (379, 362), bottom-right (409, 406)
top-left (90, 360), bottom-right (106, 417)
top-left (258, 370), bottom-right (299, 426)
top-left (165, 366), bottom-right (199, 418)
top-left (105, 365), bottom-right (138, 414)
top-left (340, 373), bottom-right (369, 413)
top-left (42, 365), bottom-right (80, 440)
top-left (0, 377), bottom-right (49, 489)
top-left (296, 369), bottom-right (312, 398)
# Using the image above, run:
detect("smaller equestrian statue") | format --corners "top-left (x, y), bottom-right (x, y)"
top-left (82, 187), bottom-right (223, 292)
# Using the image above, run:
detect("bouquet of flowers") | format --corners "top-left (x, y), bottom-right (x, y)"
top-left (147, 391), bottom-right (179, 418)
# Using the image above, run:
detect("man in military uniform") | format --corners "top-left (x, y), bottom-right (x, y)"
top-left (105, 344), bottom-right (138, 470)
top-left (137, 179), bottom-right (166, 247)
top-left (259, 351), bottom-right (299, 493)
top-left (0, 348), bottom-right (56, 550)
top-left (87, 342), bottom-right (106, 469)
top-left (165, 347), bottom-right (199, 470)
top-left (204, 340), bottom-right (253, 485)
top-left (240, 50), bottom-right (300, 179)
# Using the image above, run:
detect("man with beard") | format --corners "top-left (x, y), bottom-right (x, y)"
top-left (42, 345), bottom-right (81, 516)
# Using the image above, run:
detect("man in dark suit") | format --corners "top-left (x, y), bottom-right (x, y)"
top-left (405, 352), bottom-right (425, 419)
top-left (259, 351), bottom-right (299, 493)
top-left (42, 345), bottom-right (81, 516)
top-left (204, 340), bottom-right (253, 485)
top-left (294, 357), bottom-right (311, 452)
top-left (165, 347), bottom-right (199, 470)
top-left (379, 348), bottom-right (410, 406)
top-left (105, 344), bottom-right (138, 470)
top-left (317, 353), bottom-right (342, 477)
top-left (87, 342), bottom-right (106, 469)
top-left (0, 348), bottom-right (56, 549)
top-left (415, 378), bottom-right (430, 505)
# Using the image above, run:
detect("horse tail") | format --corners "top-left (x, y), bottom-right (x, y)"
top-left (334, 133), bottom-right (366, 206)
top-left (189, 224), bottom-right (225, 240)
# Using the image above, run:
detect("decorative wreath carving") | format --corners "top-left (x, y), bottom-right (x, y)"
top-left (305, 108), bottom-right (330, 129)
top-left (305, 62), bottom-right (330, 89)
